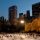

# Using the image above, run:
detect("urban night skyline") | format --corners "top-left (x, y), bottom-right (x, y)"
top-left (0, 0), bottom-right (40, 19)
top-left (0, 1), bottom-right (40, 40)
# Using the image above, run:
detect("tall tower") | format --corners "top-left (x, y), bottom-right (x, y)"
top-left (19, 13), bottom-right (24, 20)
top-left (27, 10), bottom-right (30, 18)
top-left (9, 6), bottom-right (17, 25)
top-left (32, 2), bottom-right (40, 18)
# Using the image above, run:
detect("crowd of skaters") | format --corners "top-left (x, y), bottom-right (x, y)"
top-left (0, 33), bottom-right (40, 40)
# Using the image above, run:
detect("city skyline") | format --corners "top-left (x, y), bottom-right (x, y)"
top-left (0, 0), bottom-right (40, 19)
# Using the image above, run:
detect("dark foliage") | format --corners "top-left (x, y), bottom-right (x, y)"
top-left (0, 24), bottom-right (25, 33)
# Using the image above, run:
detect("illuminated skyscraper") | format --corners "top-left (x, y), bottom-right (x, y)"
top-left (9, 6), bottom-right (17, 25)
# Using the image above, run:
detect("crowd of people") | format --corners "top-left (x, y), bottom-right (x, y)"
top-left (0, 33), bottom-right (40, 40)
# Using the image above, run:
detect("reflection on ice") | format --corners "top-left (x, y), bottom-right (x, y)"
top-left (0, 33), bottom-right (40, 40)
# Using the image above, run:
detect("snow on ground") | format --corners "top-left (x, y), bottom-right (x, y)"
top-left (0, 33), bottom-right (40, 40)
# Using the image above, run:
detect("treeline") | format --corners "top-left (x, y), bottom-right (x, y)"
top-left (25, 17), bottom-right (40, 33)
top-left (0, 23), bottom-right (25, 33)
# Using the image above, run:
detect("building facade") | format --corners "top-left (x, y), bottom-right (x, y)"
top-left (26, 10), bottom-right (30, 18)
top-left (32, 2), bottom-right (40, 18)
top-left (19, 13), bottom-right (24, 19)
top-left (9, 6), bottom-right (17, 25)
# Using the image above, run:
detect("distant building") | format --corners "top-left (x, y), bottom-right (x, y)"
top-left (9, 6), bottom-right (17, 25)
top-left (23, 14), bottom-right (27, 18)
top-left (32, 2), bottom-right (40, 18)
top-left (0, 16), bottom-right (4, 22)
top-left (26, 10), bottom-right (30, 19)
top-left (23, 10), bottom-right (31, 23)
top-left (23, 10), bottom-right (30, 19)
top-left (19, 13), bottom-right (24, 20)
top-left (19, 13), bottom-right (23, 17)
top-left (0, 16), bottom-right (5, 26)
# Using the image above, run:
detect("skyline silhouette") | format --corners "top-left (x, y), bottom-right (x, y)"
top-left (0, 0), bottom-right (40, 19)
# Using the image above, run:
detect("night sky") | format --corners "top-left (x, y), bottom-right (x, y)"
top-left (0, 0), bottom-right (40, 19)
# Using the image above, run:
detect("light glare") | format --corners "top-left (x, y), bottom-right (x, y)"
top-left (20, 20), bottom-right (24, 24)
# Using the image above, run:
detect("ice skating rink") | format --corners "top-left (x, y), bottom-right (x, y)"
top-left (0, 33), bottom-right (40, 40)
